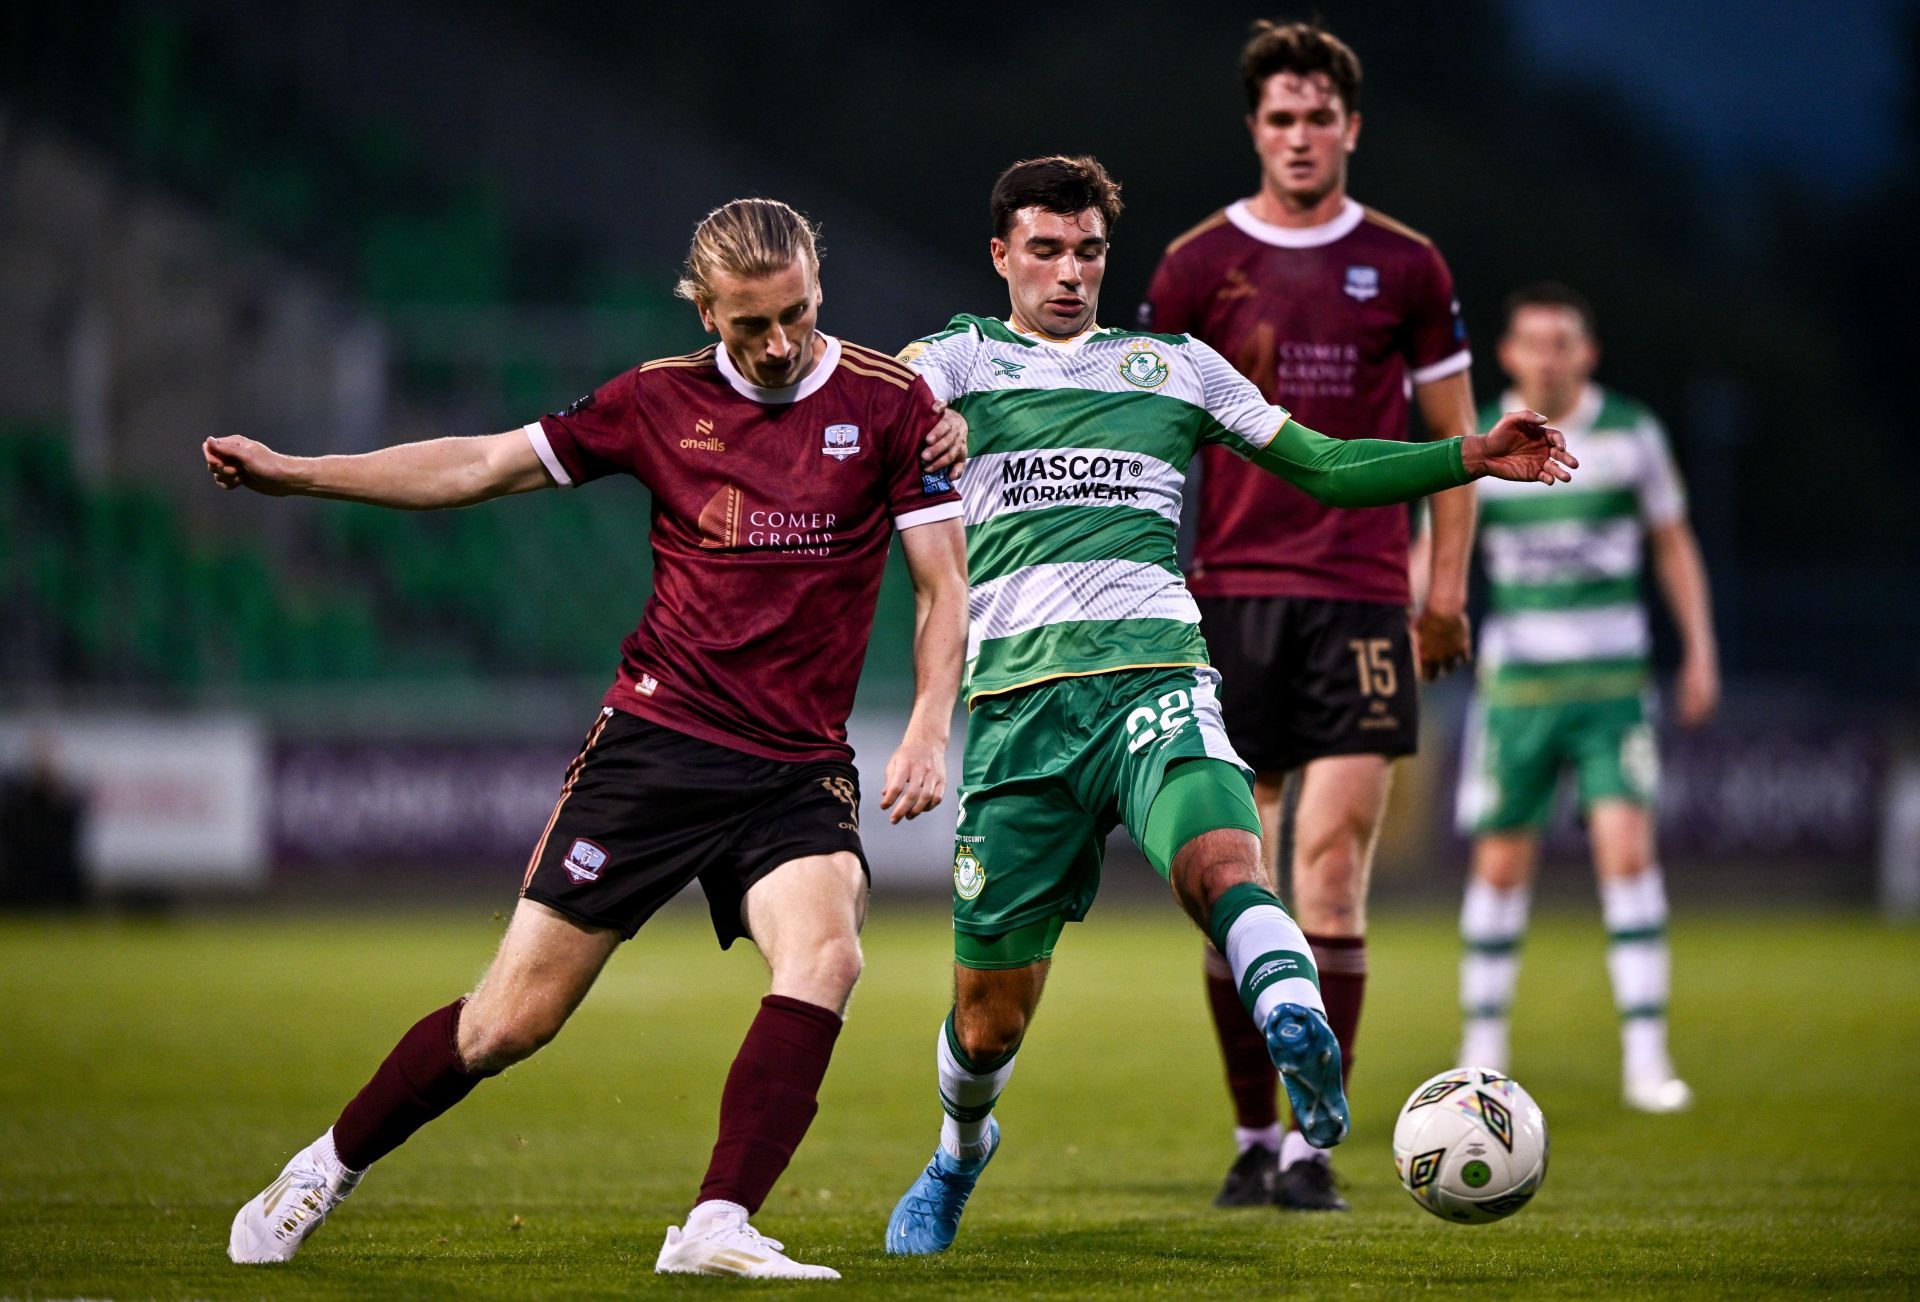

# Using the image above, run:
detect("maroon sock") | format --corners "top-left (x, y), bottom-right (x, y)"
top-left (1289, 933), bottom-right (1367, 1136)
top-left (1204, 944), bottom-right (1279, 1130)
top-left (331, 998), bottom-right (493, 1171)
top-left (697, 995), bottom-right (843, 1214)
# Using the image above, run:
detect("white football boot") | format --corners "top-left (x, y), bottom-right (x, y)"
top-left (1624, 1069), bottom-right (1694, 1113)
top-left (656, 1210), bottom-right (839, 1280)
top-left (228, 1130), bottom-right (363, 1263)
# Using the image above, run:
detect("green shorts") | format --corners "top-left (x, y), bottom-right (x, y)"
top-left (1455, 691), bottom-right (1658, 834)
top-left (951, 665), bottom-right (1259, 967)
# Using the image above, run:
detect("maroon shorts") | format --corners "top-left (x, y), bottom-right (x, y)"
top-left (1196, 596), bottom-right (1419, 774)
top-left (520, 709), bottom-right (867, 946)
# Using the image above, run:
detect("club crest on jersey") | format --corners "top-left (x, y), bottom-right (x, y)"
top-left (1344, 265), bottom-right (1380, 301)
top-left (563, 838), bottom-right (608, 883)
top-left (1118, 341), bottom-right (1170, 389)
top-left (822, 423), bottom-right (861, 460)
top-left (953, 846), bottom-right (985, 900)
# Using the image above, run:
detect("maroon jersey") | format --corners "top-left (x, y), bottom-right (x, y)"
top-left (526, 335), bottom-right (961, 762)
top-left (1144, 197), bottom-right (1470, 605)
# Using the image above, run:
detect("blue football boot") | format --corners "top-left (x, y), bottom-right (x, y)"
top-left (1266, 1002), bottom-right (1350, 1148)
top-left (884, 1118), bottom-right (1000, 1255)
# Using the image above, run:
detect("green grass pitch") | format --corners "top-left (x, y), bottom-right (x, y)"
top-left (2, 901), bottom-right (1915, 1298)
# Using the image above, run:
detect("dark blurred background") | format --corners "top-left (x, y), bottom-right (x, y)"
top-left (1, 0), bottom-right (1914, 907)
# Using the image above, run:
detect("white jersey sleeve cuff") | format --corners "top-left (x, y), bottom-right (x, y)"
top-left (523, 421), bottom-right (572, 488)
top-left (893, 500), bottom-right (963, 531)
top-left (1411, 349), bottom-right (1473, 386)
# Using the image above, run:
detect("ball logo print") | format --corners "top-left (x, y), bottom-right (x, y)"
top-left (1407, 1073), bottom-right (1472, 1110)
top-left (1393, 1069), bottom-right (1548, 1223)
top-left (1473, 1091), bottom-right (1516, 1151)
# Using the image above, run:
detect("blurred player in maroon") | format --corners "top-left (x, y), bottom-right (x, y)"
top-left (207, 198), bottom-right (969, 1280)
top-left (1142, 21), bottom-right (1479, 1211)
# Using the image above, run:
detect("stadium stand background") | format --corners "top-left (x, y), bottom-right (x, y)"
top-left (1, 0), bottom-right (1914, 905)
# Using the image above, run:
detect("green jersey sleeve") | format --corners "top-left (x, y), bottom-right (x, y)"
top-left (1185, 336), bottom-right (1470, 507)
top-left (1251, 419), bottom-right (1470, 507)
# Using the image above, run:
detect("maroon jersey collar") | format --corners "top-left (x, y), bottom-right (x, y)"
top-left (713, 333), bottom-right (844, 405)
top-left (1225, 196), bottom-right (1364, 248)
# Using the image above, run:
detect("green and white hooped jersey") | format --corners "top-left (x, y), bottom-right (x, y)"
top-left (1476, 385), bottom-right (1686, 706)
top-left (899, 314), bottom-right (1294, 701)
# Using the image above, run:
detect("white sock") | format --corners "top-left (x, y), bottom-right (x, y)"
top-left (937, 1017), bottom-right (1015, 1161)
top-left (1459, 879), bottom-right (1529, 1068)
top-left (317, 1129), bottom-right (350, 1177)
top-left (1220, 899), bottom-right (1324, 1026)
top-left (1602, 868), bottom-right (1672, 1077)
top-left (1279, 1129), bottom-right (1325, 1169)
top-left (1235, 1123), bottom-right (1282, 1154)
top-left (685, 1199), bottom-right (748, 1233)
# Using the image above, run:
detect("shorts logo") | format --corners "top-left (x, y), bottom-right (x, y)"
top-left (953, 846), bottom-right (985, 901)
top-left (563, 838), bottom-right (609, 883)
top-left (636, 673), bottom-right (660, 696)
top-left (818, 775), bottom-right (859, 831)
top-left (822, 423), bottom-right (861, 460)
top-left (1118, 341), bottom-right (1169, 389)
top-left (1344, 265), bottom-right (1380, 301)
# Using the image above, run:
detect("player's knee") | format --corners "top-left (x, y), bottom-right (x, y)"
top-left (953, 1007), bottom-right (1025, 1065)
top-left (772, 932), bottom-right (864, 1002)
top-left (1170, 829), bottom-right (1262, 918)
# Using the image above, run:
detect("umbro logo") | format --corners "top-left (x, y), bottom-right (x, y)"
top-left (680, 417), bottom-right (725, 453)
top-left (990, 358), bottom-right (1025, 378)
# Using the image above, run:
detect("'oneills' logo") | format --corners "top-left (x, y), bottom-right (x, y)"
top-left (681, 417), bottom-right (725, 452)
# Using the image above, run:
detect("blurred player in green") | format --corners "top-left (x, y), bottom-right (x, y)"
top-left (1455, 283), bottom-right (1719, 1113)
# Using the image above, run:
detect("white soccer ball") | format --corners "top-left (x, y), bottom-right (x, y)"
top-left (1392, 1068), bottom-right (1548, 1224)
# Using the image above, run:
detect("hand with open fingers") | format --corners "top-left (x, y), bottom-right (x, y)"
top-left (1465, 410), bottom-right (1579, 484)
top-left (880, 738), bottom-right (946, 824)
top-left (921, 400), bottom-right (968, 481)
top-left (1414, 605), bottom-right (1472, 681)
top-left (203, 435), bottom-right (298, 496)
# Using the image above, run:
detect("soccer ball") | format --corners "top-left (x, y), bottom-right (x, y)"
top-left (1392, 1068), bottom-right (1548, 1224)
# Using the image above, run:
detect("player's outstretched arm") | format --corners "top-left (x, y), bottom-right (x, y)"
top-left (202, 430), bottom-right (555, 509)
top-left (1253, 411), bottom-right (1577, 508)
top-left (880, 518), bottom-right (968, 824)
